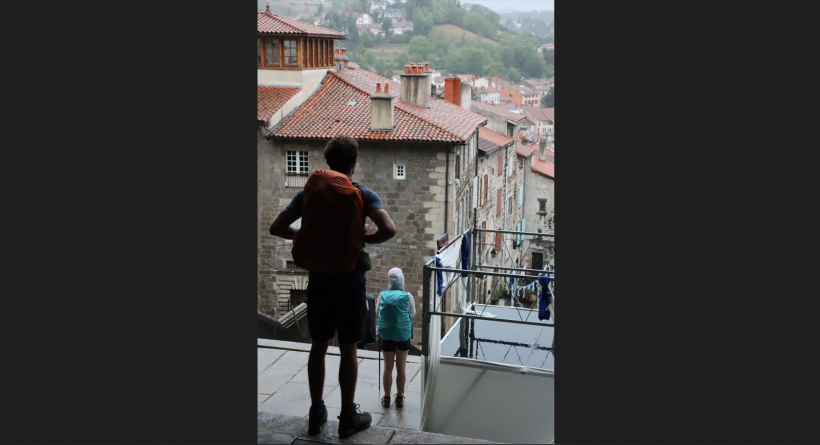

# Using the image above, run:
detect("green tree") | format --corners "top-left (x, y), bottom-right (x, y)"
top-left (484, 61), bottom-right (506, 77)
top-left (300, 16), bottom-right (314, 24)
top-left (362, 50), bottom-right (376, 69)
top-left (331, 0), bottom-right (343, 11)
top-left (359, 0), bottom-right (370, 13)
top-left (542, 49), bottom-right (554, 65)
top-left (325, 9), bottom-right (341, 29)
top-left (540, 88), bottom-right (553, 108)
top-left (506, 67), bottom-right (521, 83)
top-left (392, 51), bottom-right (409, 70)
top-left (346, 18), bottom-right (361, 48)
top-left (361, 31), bottom-right (375, 48)
top-left (523, 52), bottom-right (547, 78)
top-left (382, 17), bottom-right (393, 36)
top-left (412, 8), bottom-right (434, 36)
top-left (409, 36), bottom-right (433, 59)
top-left (317, 3), bottom-right (323, 15)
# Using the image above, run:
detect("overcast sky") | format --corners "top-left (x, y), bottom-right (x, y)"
top-left (463, 0), bottom-right (553, 13)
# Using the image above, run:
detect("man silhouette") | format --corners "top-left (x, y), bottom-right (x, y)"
top-left (269, 135), bottom-right (396, 438)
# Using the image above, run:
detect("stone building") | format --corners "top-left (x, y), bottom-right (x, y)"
top-left (257, 10), bottom-right (487, 345)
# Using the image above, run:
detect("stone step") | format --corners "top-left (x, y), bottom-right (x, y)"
top-left (259, 412), bottom-right (504, 444)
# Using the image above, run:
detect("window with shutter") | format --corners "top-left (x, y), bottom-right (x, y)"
top-left (497, 155), bottom-right (502, 175)
top-left (495, 232), bottom-right (502, 252)
top-left (497, 188), bottom-right (502, 217)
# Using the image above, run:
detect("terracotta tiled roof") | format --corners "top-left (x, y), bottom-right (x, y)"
top-left (471, 100), bottom-right (527, 124)
top-left (258, 86), bottom-right (302, 123)
top-left (458, 74), bottom-right (476, 82)
top-left (348, 62), bottom-right (361, 70)
top-left (533, 155), bottom-right (554, 179)
top-left (541, 107), bottom-right (554, 121)
top-left (477, 127), bottom-right (514, 154)
top-left (517, 144), bottom-right (538, 158)
top-left (258, 11), bottom-right (345, 37)
top-left (268, 70), bottom-right (486, 142)
top-left (523, 106), bottom-right (553, 123)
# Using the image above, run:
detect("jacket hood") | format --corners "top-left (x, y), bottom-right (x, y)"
top-left (388, 267), bottom-right (405, 291)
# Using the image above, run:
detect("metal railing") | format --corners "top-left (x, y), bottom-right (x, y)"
top-left (420, 228), bottom-right (555, 392)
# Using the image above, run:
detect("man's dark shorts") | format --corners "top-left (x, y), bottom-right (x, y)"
top-left (306, 272), bottom-right (366, 344)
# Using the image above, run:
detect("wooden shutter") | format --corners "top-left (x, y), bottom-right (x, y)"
top-left (495, 232), bottom-right (502, 252)
top-left (496, 188), bottom-right (502, 217)
top-left (498, 155), bottom-right (503, 175)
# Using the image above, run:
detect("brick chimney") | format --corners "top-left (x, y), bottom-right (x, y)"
top-left (334, 47), bottom-right (349, 71)
top-left (443, 77), bottom-right (461, 107)
top-left (371, 82), bottom-right (394, 131)
top-left (399, 62), bottom-right (429, 108)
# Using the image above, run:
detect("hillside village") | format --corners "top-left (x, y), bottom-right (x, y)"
top-left (257, 3), bottom-right (554, 342)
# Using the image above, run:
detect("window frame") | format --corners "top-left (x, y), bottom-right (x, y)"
top-left (286, 150), bottom-right (309, 175)
top-left (538, 199), bottom-right (547, 214)
top-left (393, 163), bottom-right (406, 180)
top-left (258, 36), bottom-right (335, 70)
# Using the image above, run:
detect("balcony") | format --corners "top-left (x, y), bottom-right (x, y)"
top-left (285, 173), bottom-right (309, 188)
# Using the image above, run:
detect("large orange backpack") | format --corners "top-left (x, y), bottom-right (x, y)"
top-left (291, 169), bottom-right (364, 274)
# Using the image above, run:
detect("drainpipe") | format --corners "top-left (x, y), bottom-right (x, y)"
top-left (444, 145), bottom-right (449, 238)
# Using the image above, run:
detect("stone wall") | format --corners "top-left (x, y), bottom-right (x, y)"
top-left (258, 133), bottom-right (457, 344)
top-left (522, 160), bottom-right (555, 269)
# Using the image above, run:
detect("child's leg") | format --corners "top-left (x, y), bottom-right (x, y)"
top-left (395, 349), bottom-right (409, 396)
top-left (381, 350), bottom-right (395, 397)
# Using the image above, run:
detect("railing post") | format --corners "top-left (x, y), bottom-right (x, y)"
top-left (421, 262), bottom-right (431, 395)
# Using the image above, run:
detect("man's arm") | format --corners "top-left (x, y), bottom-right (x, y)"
top-left (269, 208), bottom-right (301, 240)
top-left (363, 208), bottom-right (396, 244)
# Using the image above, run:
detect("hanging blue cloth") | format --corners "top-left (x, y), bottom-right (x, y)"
top-left (434, 256), bottom-right (444, 296)
top-left (538, 274), bottom-right (552, 321)
top-left (460, 233), bottom-right (470, 277)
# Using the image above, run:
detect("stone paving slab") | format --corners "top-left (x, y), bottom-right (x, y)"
top-left (259, 368), bottom-right (302, 395)
top-left (258, 412), bottom-right (395, 444)
top-left (324, 379), bottom-right (421, 415)
top-left (269, 351), bottom-right (311, 371)
top-left (258, 412), bottom-right (503, 444)
top-left (289, 355), bottom-right (346, 386)
top-left (260, 382), bottom-right (336, 416)
top-left (258, 339), bottom-right (422, 363)
top-left (258, 432), bottom-right (297, 444)
top-left (389, 428), bottom-right (501, 444)
top-left (259, 394), bottom-right (272, 406)
top-left (260, 348), bottom-right (288, 374)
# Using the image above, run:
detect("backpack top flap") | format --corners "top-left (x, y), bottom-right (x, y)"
top-left (292, 169), bottom-right (364, 274)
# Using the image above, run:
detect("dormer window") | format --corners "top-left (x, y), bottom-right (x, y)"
top-left (257, 36), bottom-right (336, 69)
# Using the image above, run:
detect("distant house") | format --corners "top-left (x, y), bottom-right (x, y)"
top-left (377, 8), bottom-right (406, 23)
top-left (358, 23), bottom-right (384, 35)
top-left (474, 86), bottom-right (500, 104)
top-left (458, 74), bottom-right (476, 86)
top-left (370, 1), bottom-right (387, 10)
top-left (295, 14), bottom-right (308, 20)
top-left (537, 43), bottom-right (554, 54)
top-left (499, 85), bottom-right (539, 108)
top-left (356, 13), bottom-right (373, 25)
top-left (520, 78), bottom-right (549, 90)
top-left (390, 21), bottom-right (413, 34)
top-left (523, 106), bottom-right (554, 140)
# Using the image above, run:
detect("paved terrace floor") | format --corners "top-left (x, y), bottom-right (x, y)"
top-left (258, 339), bottom-right (501, 444)
top-left (259, 339), bottom-right (424, 431)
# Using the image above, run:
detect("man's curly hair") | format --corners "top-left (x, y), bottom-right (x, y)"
top-left (324, 135), bottom-right (359, 173)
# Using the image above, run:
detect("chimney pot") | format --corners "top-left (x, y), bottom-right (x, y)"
top-left (341, 47), bottom-right (346, 56)
top-left (376, 82), bottom-right (382, 93)
top-left (404, 64), bottom-right (410, 74)
top-left (335, 47), bottom-right (340, 56)
top-left (266, 1), bottom-right (270, 13)
top-left (384, 83), bottom-right (389, 94)
top-left (424, 62), bottom-right (429, 72)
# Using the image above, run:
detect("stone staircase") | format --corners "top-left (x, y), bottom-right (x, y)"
top-left (258, 412), bottom-right (503, 444)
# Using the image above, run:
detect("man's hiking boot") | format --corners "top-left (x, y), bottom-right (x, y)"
top-left (337, 403), bottom-right (372, 438)
top-left (381, 395), bottom-right (391, 408)
top-left (308, 401), bottom-right (328, 435)
top-left (395, 394), bottom-right (405, 408)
